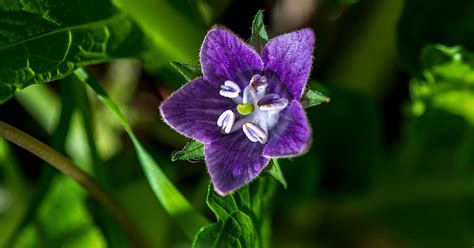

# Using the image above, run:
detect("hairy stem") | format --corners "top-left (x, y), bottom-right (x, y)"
top-left (0, 121), bottom-right (150, 248)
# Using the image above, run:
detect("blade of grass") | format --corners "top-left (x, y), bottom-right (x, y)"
top-left (74, 68), bottom-right (210, 239)
top-left (0, 121), bottom-right (149, 248)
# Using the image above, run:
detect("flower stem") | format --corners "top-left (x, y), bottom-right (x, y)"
top-left (0, 121), bottom-right (150, 248)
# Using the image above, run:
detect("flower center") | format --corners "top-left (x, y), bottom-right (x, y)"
top-left (216, 74), bottom-right (289, 144)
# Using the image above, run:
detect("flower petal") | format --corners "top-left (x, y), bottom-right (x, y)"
top-left (262, 28), bottom-right (315, 100)
top-left (205, 132), bottom-right (270, 195)
top-left (160, 78), bottom-right (234, 143)
top-left (200, 26), bottom-right (263, 88)
top-left (263, 101), bottom-right (311, 158)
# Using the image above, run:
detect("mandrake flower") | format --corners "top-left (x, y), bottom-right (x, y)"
top-left (160, 26), bottom-right (314, 195)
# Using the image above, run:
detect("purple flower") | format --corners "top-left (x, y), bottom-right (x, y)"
top-left (160, 27), bottom-right (314, 195)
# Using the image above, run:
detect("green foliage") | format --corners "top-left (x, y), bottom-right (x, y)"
top-left (113, 0), bottom-right (206, 63)
top-left (170, 61), bottom-right (202, 82)
top-left (0, 0), bottom-right (147, 104)
top-left (193, 176), bottom-right (277, 248)
top-left (4, 81), bottom-right (77, 247)
top-left (310, 87), bottom-right (382, 196)
top-left (3, 1), bottom-right (473, 247)
top-left (301, 87), bottom-right (331, 109)
top-left (171, 140), bottom-right (205, 162)
top-left (397, 0), bottom-right (474, 74)
top-left (331, 0), bottom-right (358, 5)
top-left (74, 68), bottom-right (210, 240)
top-left (249, 10), bottom-right (269, 53)
top-left (410, 44), bottom-right (474, 125)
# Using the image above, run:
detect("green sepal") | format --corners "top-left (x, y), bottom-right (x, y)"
top-left (268, 159), bottom-right (288, 188)
top-left (171, 140), bottom-right (205, 162)
top-left (249, 10), bottom-right (269, 53)
top-left (301, 88), bottom-right (331, 109)
top-left (170, 61), bottom-right (202, 82)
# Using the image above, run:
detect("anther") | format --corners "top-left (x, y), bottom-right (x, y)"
top-left (257, 94), bottom-right (289, 111)
top-left (219, 80), bottom-right (241, 98)
top-left (250, 74), bottom-right (268, 91)
top-left (242, 122), bottom-right (268, 144)
top-left (217, 110), bottom-right (235, 134)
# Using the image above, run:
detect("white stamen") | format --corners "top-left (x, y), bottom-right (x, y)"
top-left (219, 80), bottom-right (241, 98)
top-left (258, 94), bottom-right (289, 111)
top-left (250, 75), bottom-right (267, 99)
top-left (242, 122), bottom-right (268, 144)
top-left (217, 110), bottom-right (235, 134)
top-left (250, 75), bottom-right (268, 90)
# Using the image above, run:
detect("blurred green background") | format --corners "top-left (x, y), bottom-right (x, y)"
top-left (1, 0), bottom-right (474, 247)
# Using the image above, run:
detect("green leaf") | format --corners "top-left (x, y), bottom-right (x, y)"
top-left (74, 68), bottom-right (210, 240)
top-left (397, 0), bottom-right (474, 74)
top-left (193, 176), bottom-right (277, 248)
top-left (0, 0), bottom-right (147, 104)
top-left (301, 88), bottom-right (331, 109)
top-left (170, 61), bottom-right (202, 82)
top-left (171, 140), bottom-right (205, 162)
top-left (249, 10), bottom-right (269, 53)
top-left (268, 159), bottom-right (287, 189)
top-left (410, 44), bottom-right (474, 125)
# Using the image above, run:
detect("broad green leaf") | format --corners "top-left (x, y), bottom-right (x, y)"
top-left (34, 176), bottom-right (107, 247)
top-left (170, 61), bottom-right (202, 82)
top-left (268, 159), bottom-right (287, 189)
top-left (410, 44), bottom-right (474, 125)
top-left (0, 0), bottom-right (147, 104)
top-left (193, 176), bottom-right (277, 248)
top-left (397, 0), bottom-right (474, 74)
top-left (249, 10), bottom-right (269, 53)
top-left (74, 68), bottom-right (210, 240)
top-left (301, 88), bottom-right (331, 109)
top-left (171, 140), bottom-right (204, 162)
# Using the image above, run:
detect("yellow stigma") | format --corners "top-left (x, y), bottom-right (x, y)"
top-left (237, 104), bottom-right (254, 115)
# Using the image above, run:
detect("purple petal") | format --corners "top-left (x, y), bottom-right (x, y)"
top-left (262, 28), bottom-right (315, 100)
top-left (200, 26), bottom-right (263, 88)
top-left (205, 132), bottom-right (270, 195)
top-left (263, 101), bottom-right (311, 158)
top-left (160, 78), bottom-right (234, 143)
